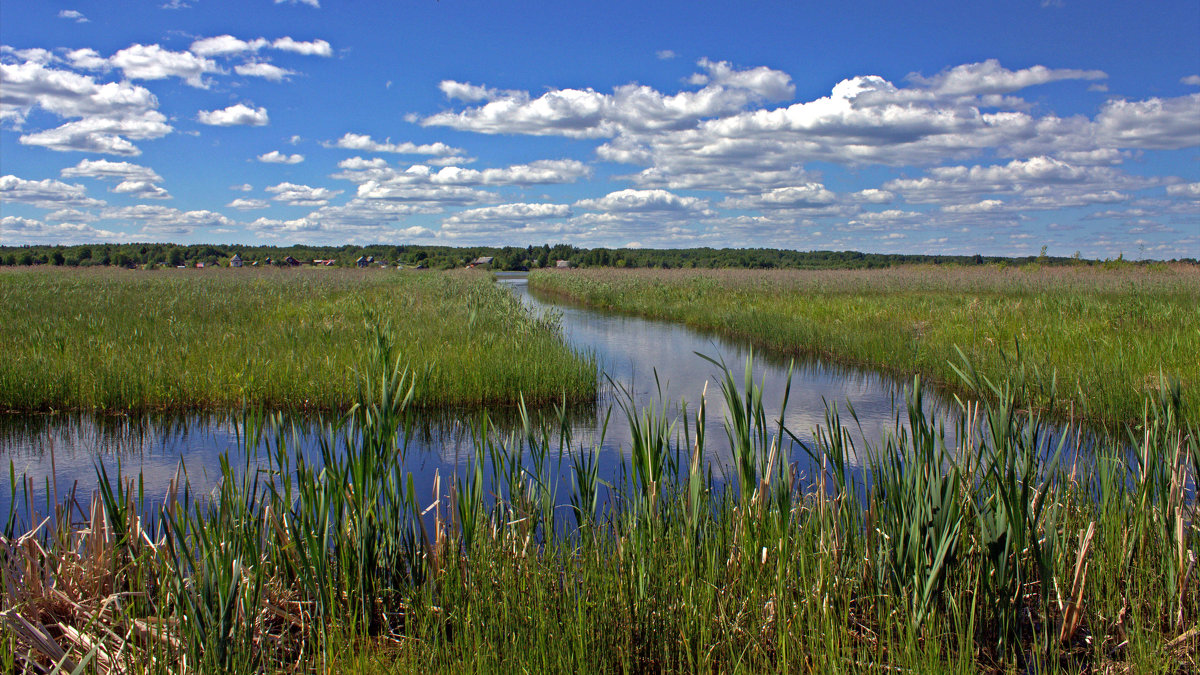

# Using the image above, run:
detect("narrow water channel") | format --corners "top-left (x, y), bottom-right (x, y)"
top-left (2, 274), bottom-right (956, 516)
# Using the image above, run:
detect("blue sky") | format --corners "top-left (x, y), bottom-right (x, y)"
top-left (2, 0), bottom-right (1198, 257)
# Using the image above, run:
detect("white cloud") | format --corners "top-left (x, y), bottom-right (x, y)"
top-left (265, 181), bottom-right (341, 206)
top-left (575, 188), bottom-right (708, 213)
top-left (109, 44), bottom-right (221, 87)
top-left (61, 159), bottom-right (162, 183)
top-left (100, 204), bottom-right (234, 235)
top-left (1181, 75), bottom-right (1200, 86)
top-left (326, 132), bottom-right (460, 155)
top-left (112, 180), bottom-right (171, 199)
top-left (337, 156), bottom-right (389, 170)
top-left (422, 58), bottom-right (794, 137)
top-left (1, 59), bottom-right (171, 155)
top-left (189, 35), bottom-right (270, 56)
top-left (853, 188), bottom-right (895, 204)
top-left (64, 48), bottom-right (108, 71)
top-left (258, 150), bottom-right (305, 164)
top-left (230, 183), bottom-right (253, 191)
top-left (197, 103), bottom-right (269, 126)
top-left (275, 0), bottom-right (320, 8)
top-left (439, 81), bottom-right (506, 102)
top-left (1, 215), bottom-right (124, 244)
top-left (227, 198), bottom-right (271, 209)
top-left (270, 37), bottom-right (332, 56)
top-left (905, 60), bottom-right (1106, 98)
top-left (884, 156), bottom-right (1152, 204)
top-left (1092, 94), bottom-right (1200, 149)
top-left (0, 174), bottom-right (106, 209)
top-left (1166, 182), bottom-right (1200, 199)
top-left (189, 35), bottom-right (332, 58)
top-left (941, 199), bottom-right (1006, 213)
top-left (235, 62), bottom-right (294, 82)
top-left (656, 50), bottom-right (677, 60)
top-left (333, 158), bottom-right (591, 187)
top-left (720, 184), bottom-right (837, 210)
top-left (447, 202), bottom-right (571, 221)
top-left (58, 10), bottom-right (89, 23)
top-left (45, 208), bottom-right (96, 222)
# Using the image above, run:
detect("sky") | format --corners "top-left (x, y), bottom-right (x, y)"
top-left (1, 1), bottom-right (1198, 258)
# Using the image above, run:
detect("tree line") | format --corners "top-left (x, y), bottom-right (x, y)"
top-left (1, 242), bottom-right (1192, 270)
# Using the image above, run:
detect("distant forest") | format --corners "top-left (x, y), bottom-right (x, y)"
top-left (0, 242), bottom-right (1190, 270)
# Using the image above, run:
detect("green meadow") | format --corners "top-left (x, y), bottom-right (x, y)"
top-left (529, 264), bottom-right (1200, 426)
top-left (0, 267), bottom-right (596, 412)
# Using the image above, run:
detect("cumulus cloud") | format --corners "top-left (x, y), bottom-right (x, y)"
top-left (1092, 94), bottom-right (1200, 149)
top-left (905, 60), bottom-right (1106, 98)
top-left (1, 215), bottom-right (124, 244)
top-left (44, 208), bottom-right (96, 222)
top-left (575, 188), bottom-right (708, 213)
top-left (656, 50), bottom-right (677, 60)
top-left (58, 10), bottom-right (89, 22)
top-left (884, 156), bottom-right (1151, 203)
top-left (1181, 75), bottom-right (1200, 86)
top-left (61, 159), bottom-right (162, 183)
top-left (258, 150), bottom-right (305, 164)
top-left (447, 202), bottom-right (571, 222)
top-left (235, 62), bottom-right (294, 82)
top-left (265, 182), bottom-right (341, 206)
top-left (197, 103), bottom-right (269, 126)
top-left (109, 44), bottom-right (221, 87)
top-left (853, 189), bottom-right (895, 204)
top-left (422, 58), bottom-right (794, 138)
top-left (719, 184), bottom-right (838, 210)
top-left (190, 35), bottom-right (266, 56)
top-left (112, 180), bottom-right (171, 199)
top-left (227, 198), bottom-right (270, 209)
top-left (326, 132), bottom-right (460, 155)
top-left (440, 203), bottom-right (575, 241)
top-left (100, 204), bottom-right (234, 235)
top-left (1, 59), bottom-right (171, 155)
top-left (275, 0), bottom-right (320, 8)
top-left (0, 174), bottom-right (106, 209)
top-left (271, 37), bottom-right (332, 56)
top-left (1166, 182), bottom-right (1200, 199)
top-left (189, 35), bottom-right (332, 58)
top-left (332, 159), bottom-right (591, 190)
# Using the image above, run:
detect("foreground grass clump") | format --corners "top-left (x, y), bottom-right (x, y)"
top-left (1, 343), bottom-right (1196, 673)
top-left (0, 267), bottom-right (594, 412)
top-left (529, 264), bottom-right (1200, 426)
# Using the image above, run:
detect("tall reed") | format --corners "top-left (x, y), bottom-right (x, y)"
top-left (1, 342), bottom-right (1195, 673)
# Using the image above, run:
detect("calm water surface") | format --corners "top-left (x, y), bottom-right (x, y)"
top-left (2, 273), bottom-right (959, 516)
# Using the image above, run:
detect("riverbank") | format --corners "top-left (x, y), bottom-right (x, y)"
top-left (0, 267), bottom-right (596, 412)
top-left (529, 264), bottom-right (1200, 427)
top-left (2, 352), bottom-right (1195, 673)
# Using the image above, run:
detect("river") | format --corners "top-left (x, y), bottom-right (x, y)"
top-left (1, 273), bottom-right (958, 517)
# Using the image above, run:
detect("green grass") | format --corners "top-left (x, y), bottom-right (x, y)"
top-left (528, 264), bottom-right (1200, 427)
top-left (2, 344), bottom-right (1196, 673)
top-left (0, 267), bottom-right (595, 412)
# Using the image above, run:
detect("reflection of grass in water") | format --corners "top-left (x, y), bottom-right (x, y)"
top-left (2, 346), bottom-right (1196, 673)
top-left (530, 264), bottom-right (1200, 427)
top-left (0, 267), bottom-right (596, 412)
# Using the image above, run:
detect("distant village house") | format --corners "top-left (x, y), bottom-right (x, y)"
top-left (230, 254), bottom-right (243, 268)
top-left (467, 256), bottom-right (493, 269)
top-left (555, 259), bottom-right (573, 269)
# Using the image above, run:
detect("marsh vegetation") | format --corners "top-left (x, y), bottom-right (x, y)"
top-left (529, 264), bottom-right (1200, 427)
top-left (0, 267), bottom-right (595, 412)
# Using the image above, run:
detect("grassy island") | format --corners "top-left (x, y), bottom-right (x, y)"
top-left (0, 267), bottom-right (596, 412)
top-left (529, 264), bottom-right (1200, 427)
